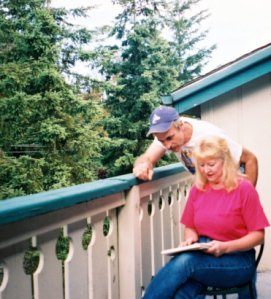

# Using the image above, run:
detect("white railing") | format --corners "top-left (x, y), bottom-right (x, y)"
top-left (0, 164), bottom-right (193, 299)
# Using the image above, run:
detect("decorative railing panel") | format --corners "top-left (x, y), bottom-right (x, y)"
top-left (0, 163), bottom-right (192, 299)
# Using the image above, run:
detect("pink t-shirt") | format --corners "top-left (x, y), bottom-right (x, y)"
top-left (181, 179), bottom-right (269, 241)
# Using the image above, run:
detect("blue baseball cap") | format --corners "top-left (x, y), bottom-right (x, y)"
top-left (147, 106), bottom-right (179, 136)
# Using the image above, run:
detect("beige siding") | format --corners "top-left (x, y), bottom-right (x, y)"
top-left (201, 73), bottom-right (271, 270)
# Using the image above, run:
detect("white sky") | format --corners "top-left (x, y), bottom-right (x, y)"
top-left (198, 0), bottom-right (271, 72)
top-left (52, 0), bottom-right (271, 73)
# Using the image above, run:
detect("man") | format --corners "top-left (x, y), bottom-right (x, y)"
top-left (133, 105), bottom-right (258, 186)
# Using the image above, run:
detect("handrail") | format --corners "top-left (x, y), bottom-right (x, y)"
top-left (0, 163), bottom-right (186, 225)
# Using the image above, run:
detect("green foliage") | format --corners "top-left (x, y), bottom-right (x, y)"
top-left (103, 216), bottom-right (111, 237)
top-left (23, 246), bottom-right (40, 275)
top-left (82, 225), bottom-right (93, 250)
top-left (0, 0), bottom-right (214, 198)
top-left (0, 0), bottom-right (105, 199)
top-left (56, 229), bottom-right (70, 261)
top-left (167, 0), bottom-right (216, 81)
top-left (0, 153), bottom-right (45, 198)
top-left (93, 0), bottom-right (214, 176)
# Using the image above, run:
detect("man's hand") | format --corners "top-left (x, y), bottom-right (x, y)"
top-left (133, 161), bottom-right (154, 181)
top-left (132, 141), bottom-right (166, 181)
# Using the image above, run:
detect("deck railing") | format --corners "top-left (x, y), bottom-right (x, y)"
top-left (0, 163), bottom-right (193, 299)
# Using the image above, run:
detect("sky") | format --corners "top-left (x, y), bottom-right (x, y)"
top-left (52, 0), bottom-right (271, 73)
top-left (198, 0), bottom-right (271, 71)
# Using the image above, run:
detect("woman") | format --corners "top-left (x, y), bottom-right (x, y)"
top-left (142, 136), bottom-right (269, 299)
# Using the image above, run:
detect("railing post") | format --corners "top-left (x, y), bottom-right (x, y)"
top-left (118, 185), bottom-right (142, 299)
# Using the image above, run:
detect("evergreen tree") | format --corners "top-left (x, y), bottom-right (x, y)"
top-left (167, 0), bottom-right (215, 82)
top-left (95, 0), bottom-right (215, 176)
top-left (0, 0), bottom-right (104, 199)
top-left (0, 0), bottom-right (216, 198)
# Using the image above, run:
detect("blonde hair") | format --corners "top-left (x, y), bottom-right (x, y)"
top-left (193, 136), bottom-right (239, 192)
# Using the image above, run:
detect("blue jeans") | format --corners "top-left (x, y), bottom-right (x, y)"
top-left (142, 238), bottom-right (256, 299)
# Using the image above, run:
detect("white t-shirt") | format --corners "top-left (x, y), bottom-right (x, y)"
top-left (154, 117), bottom-right (242, 174)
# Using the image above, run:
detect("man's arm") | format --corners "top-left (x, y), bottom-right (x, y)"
top-left (239, 147), bottom-right (258, 186)
top-left (133, 140), bottom-right (166, 180)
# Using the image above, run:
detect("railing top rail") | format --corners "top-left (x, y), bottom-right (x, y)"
top-left (0, 163), bottom-right (185, 225)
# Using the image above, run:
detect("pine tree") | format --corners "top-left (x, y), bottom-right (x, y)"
top-left (0, 0), bottom-right (104, 199)
top-left (95, 0), bottom-right (215, 176)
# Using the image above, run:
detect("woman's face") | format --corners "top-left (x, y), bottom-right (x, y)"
top-left (198, 158), bottom-right (224, 185)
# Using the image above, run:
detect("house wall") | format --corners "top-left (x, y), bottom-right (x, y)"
top-left (201, 73), bottom-right (271, 270)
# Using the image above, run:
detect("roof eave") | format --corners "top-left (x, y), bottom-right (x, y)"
top-left (170, 44), bottom-right (271, 113)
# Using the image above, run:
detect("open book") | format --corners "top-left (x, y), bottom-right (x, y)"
top-left (161, 242), bottom-right (212, 256)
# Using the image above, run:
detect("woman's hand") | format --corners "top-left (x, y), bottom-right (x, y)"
top-left (180, 227), bottom-right (199, 247)
top-left (179, 237), bottom-right (197, 247)
top-left (205, 241), bottom-right (227, 257)
top-left (206, 231), bottom-right (265, 257)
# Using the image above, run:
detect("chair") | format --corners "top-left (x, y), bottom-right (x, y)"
top-left (199, 243), bottom-right (264, 299)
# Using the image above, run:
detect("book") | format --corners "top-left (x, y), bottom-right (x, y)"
top-left (161, 242), bottom-right (212, 256)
